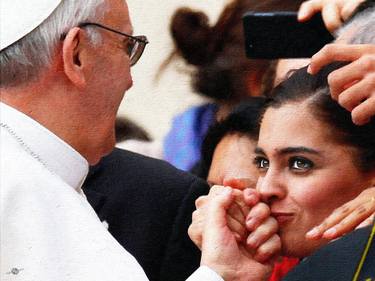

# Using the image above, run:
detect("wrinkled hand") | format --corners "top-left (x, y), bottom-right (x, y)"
top-left (199, 186), bottom-right (274, 281)
top-left (243, 188), bottom-right (280, 263)
top-left (189, 185), bottom-right (250, 249)
top-left (298, 0), bottom-right (365, 32)
top-left (308, 44), bottom-right (375, 125)
top-left (306, 186), bottom-right (375, 240)
top-left (189, 180), bottom-right (280, 263)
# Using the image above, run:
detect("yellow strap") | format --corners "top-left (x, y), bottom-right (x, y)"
top-left (352, 222), bottom-right (375, 281)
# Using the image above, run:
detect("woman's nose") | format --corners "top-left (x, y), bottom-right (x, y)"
top-left (256, 170), bottom-right (286, 204)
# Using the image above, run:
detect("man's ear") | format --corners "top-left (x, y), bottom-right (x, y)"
top-left (62, 27), bottom-right (86, 88)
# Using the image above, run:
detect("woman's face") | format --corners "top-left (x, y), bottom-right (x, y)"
top-left (207, 133), bottom-right (258, 188)
top-left (255, 102), bottom-right (374, 258)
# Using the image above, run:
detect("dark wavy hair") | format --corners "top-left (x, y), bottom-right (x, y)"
top-left (268, 63), bottom-right (375, 172)
top-left (166, 0), bottom-right (305, 101)
top-left (194, 97), bottom-right (268, 178)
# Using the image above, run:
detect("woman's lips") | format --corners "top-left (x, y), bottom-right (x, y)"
top-left (272, 212), bottom-right (294, 225)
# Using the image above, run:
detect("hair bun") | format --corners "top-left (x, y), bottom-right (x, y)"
top-left (170, 8), bottom-right (213, 66)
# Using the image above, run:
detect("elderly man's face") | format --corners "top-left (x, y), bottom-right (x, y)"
top-left (82, 0), bottom-right (134, 163)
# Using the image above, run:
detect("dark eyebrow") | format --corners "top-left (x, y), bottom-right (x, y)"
top-left (279, 147), bottom-right (320, 155)
top-left (255, 146), bottom-right (321, 156)
top-left (254, 147), bottom-right (266, 155)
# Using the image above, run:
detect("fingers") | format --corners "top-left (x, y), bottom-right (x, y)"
top-left (356, 214), bottom-right (375, 229)
top-left (308, 45), bottom-right (375, 126)
top-left (253, 234), bottom-right (281, 263)
top-left (306, 203), bottom-right (351, 240)
top-left (226, 201), bottom-right (245, 224)
top-left (335, 77), bottom-right (373, 112)
top-left (321, 2), bottom-right (342, 32)
top-left (226, 213), bottom-right (248, 242)
top-left (298, 0), bottom-right (364, 32)
top-left (341, 0), bottom-right (366, 20)
top-left (193, 186), bottom-right (249, 244)
top-left (246, 202), bottom-right (271, 232)
top-left (322, 202), bottom-right (375, 239)
top-left (306, 187), bottom-right (375, 240)
top-left (298, 0), bottom-right (342, 32)
top-left (326, 56), bottom-right (364, 101)
top-left (298, 0), bottom-right (324, 22)
top-left (189, 209), bottom-right (204, 249)
top-left (246, 217), bottom-right (278, 249)
top-left (243, 188), bottom-right (260, 207)
top-left (204, 187), bottom-right (234, 231)
top-left (352, 97), bottom-right (375, 126)
top-left (195, 195), bottom-right (207, 209)
top-left (326, 53), bottom-right (375, 101)
top-left (223, 178), bottom-right (257, 190)
top-left (308, 44), bottom-right (375, 75)
top-left (243, 206), bottom-right (280, 263)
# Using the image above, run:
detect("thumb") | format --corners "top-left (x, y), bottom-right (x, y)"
top-left (205, 187), bottom-right (234, 230)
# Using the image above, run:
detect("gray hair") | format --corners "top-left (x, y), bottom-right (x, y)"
top-left (336, 6), bottom-right (375, 44)
top-left (0, 0), bottom-right (107, 87)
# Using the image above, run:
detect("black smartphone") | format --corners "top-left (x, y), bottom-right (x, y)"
top-left (242, 11), bottom-right (334, 59)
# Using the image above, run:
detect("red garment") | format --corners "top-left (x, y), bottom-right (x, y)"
top-left (269, 257), bottom-right (300, 281)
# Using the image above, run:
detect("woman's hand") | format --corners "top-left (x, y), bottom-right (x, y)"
top-left (298, 0), bottom-right (365, 32)
top-left (306, 186), bottom-right (375, 240)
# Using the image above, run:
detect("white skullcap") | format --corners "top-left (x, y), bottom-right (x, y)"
top-left (0, 0), bottom-right (62, 51)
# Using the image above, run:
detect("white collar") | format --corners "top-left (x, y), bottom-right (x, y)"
top-left (0, 102), bottom-right (89, 191)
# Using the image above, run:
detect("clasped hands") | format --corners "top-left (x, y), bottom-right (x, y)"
top-left (188, 179), bottom-right (280, 281)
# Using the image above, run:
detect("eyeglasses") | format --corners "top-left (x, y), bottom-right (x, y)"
top-left (78, 22), bottom-right (149, 66)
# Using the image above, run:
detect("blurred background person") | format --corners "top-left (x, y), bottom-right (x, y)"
top-left (192, 97), bottom-right (266, 181)
top-left (162, 0), bottom-right (305, 171)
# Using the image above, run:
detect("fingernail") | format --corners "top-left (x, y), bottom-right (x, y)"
top-left (323, 227), bottom-right (337, 238)
top-left (246, 193), bottom-right (258, 205)
top-left (247, 236), bottom-right (259, 248)
top-left (306, 227), bottom-right (319, 238)
top-left (307, 64), bottom-right (313, 74)
top-left (246, 218), bottom-right (256, 230)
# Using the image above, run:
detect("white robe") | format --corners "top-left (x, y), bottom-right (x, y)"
top-left (0, 103), bottom-right (222, 281)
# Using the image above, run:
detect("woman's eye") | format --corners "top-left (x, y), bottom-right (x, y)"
top-left (254, 157), bottom-right (269, 170)
top-left (289, 157), bottom-right (314, 171)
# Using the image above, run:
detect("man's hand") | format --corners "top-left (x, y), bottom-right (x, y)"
top-left (199, 187), bottom-right (275, 281)
top-left (189, 181), bottom-right (280, 263)
top-left (298, 0), bottom-right (365, 32)
top-left (190, 186), bottom-right (250, 248)
top-left (306, 186), bottom-right (375, 240)
top-left (243, 188), bottom-right (279, 263)
top-left (308, 44), bottom-right (375, 125)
